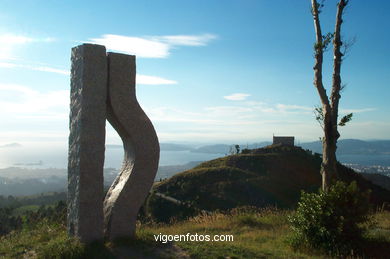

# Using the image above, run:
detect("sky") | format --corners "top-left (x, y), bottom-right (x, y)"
top-left (0, 0), bottom-right (389, 147)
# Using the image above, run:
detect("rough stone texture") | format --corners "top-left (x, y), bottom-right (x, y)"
top-left (103, 52), bottom-right (160, 240)
top-left (67, 44), bottom-right (107, 242)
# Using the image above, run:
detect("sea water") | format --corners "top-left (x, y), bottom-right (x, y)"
top-left (0, 144), bottom-right (223, 169)
top-left (0, 144), bottom-right (389, 170)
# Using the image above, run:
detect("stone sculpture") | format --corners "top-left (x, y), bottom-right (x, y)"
top-left (68, 44), bottom-right (160, 242)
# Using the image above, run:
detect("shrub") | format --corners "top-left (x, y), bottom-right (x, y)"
top-left (241, 148), bottom-right (251, 154)
top-left (288, 181), bottom-right (371, 256)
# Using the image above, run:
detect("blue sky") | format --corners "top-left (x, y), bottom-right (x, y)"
top-left (0, 0), bottom-right (389, 147)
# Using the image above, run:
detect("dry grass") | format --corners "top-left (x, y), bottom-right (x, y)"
top-left (138, 207), bottom-right (326, 259)
top-left (1, 209), bottom-right (389, 258)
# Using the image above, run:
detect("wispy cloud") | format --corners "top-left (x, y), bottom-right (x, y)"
top-left (0, 61), bottom-right (70, 75)
top-left (0, 34), bottom-right (54, 44)
top-left (0, 34), bottom-right (55, 59)
top-left (340, 108), bottom-right (376, 114)
top-left (224, 93), bottom-right (251, 101)
top-left (205, 106), bottom-right (254, 118)
top-left (89, 33), bottom-right (217, 58)
top-left (0, 35), bottom-right (34, 44)
top-left (33, 66), bottom-right (69, 75)
top-left (1, 61), bottom-right (177, 84)
top-left (137, 74), bottom-right (177, 85)
top-left (155, 34), bottom-right (216, 46)
top-left (244, 101), bottom-right (312, 115)
top-left (145, 107), bottom-right (214, 123)
top-left (275, 104), bottom-right (312, 113)
top-left (0, 62), bottom-right (18, 68)
top-left (0, 83), bottom-right (69, 115)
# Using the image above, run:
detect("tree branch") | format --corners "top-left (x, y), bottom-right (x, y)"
top-left (311, 0), bottom-right (330, 109)
top-left (330, 0), bottom-right (348, 138)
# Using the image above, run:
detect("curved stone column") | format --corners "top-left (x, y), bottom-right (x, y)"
top-left (68, 44), bottom-right (159, 242)
top-left (103, 52), bottom-right (160, 240)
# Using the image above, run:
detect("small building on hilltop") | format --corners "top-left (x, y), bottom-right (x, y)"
top-left (273, 136), bottom-right (294, 146)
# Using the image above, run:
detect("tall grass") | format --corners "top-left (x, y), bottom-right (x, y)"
top-left (1, 208), bottom-right (389, 258)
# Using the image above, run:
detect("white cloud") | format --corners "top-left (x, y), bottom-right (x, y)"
top-left (33, 66), bottom-right (69, 75)
top-left (275, 104), bottom-right (312, 113)
top-left (205, 106), bottom-right (254, 117)
top-left (156, 34), bottom-right (217, 46)
top-left (0, 131), bottom-right (68, 143)
top-left (89, 33), bottom-right (217, 58)
top-left (145, 107), bottom-right (215, 123)
top-left (224, 93), bottom-right (251, 101)
top-left (0, 83), bottom-right (69, 115)
top-left (2, 61), bottom-right (177, 84)
top-left (90, 34), bottom-right (168, 58)
top-left (0, 34), bottom-right (55, 59)
top-left (339, 108), bottom-right (376, 114)
top-left (0, 35), bottom-right (34, 44)
top-left (0, 62), bottom-right (18, 68)
top-left (0, 61), bottom-right (70, 75)
top-left (0, 34), bottom-right (54, 44)
top-left (137, 74), bottom-right (177, 85)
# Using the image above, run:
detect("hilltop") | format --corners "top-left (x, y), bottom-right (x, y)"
top-left (147, 144), bottom-right (390, 222)
top-left (1, 145), bottom-right (390, 258)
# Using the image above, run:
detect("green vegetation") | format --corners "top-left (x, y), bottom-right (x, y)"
top-left (0, 219), bottom-right (84, 259)
top-left (147, 145), bottom-right (390, 222)
top-left (0, 199), bottom-right (66, 236)
top-left (0, 207), bottom-right (22, 235)
top-left (289, 181), bottom-right (371, 256)
top-left (1, 207), bottom-right (389, 258)
top-left (1, 146), bottom-right (390, 258)
top-left (0, 192), bottom-right (66, 209)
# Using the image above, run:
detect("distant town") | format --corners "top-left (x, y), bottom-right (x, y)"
top-left (344, 163), bottom-right (390, 177)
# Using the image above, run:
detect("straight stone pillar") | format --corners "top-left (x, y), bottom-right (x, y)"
top-left (67, 44), bottom-right (107, 242)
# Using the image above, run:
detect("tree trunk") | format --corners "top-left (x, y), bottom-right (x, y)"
top-left (321, 109), bottom-right (338, 191)
top-left (311, 0), bottom-right (347, 191)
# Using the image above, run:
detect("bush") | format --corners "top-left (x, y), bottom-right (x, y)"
top-left (288, 181), bottom-right (371, 256)
top-left (241, 148), bottom-right (251, 154)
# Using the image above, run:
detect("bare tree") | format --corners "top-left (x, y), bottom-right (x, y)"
top-left (311, 0), bottom-right (352, 191)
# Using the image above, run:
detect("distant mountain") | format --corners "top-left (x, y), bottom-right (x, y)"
top-left (0, 163), bottom-right (202, 196)
top-left (191, 144), bottom-right (231, 154)
top-left (107, 139), bottom-right (390, 155)
top-left (107, 143), bottom-right (193, 151)
top-left (147, 144), bottom-right (390, 222)
top-left (159, 143), bottom-right (194, 151)
top-left (191, 142), bottom-right (271, 154)
top-left (300, 139), bottom-right (390, 155)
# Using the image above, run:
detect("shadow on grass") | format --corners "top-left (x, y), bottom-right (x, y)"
top-left (361, 238), bottom-right (390, 258)
top-left (108, 236), bottom-right (186, 259)
top-left (81, 241), bottom-right (116, 259)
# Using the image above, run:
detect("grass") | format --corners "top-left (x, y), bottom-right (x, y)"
top-left (138, 207), bottom-right (324, 259)
top-left (0, 219), bottom-right (85, 259)
top-left (0, 209), bottom-right (389, 258)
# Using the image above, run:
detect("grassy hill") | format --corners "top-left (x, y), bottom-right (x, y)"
top-left (1, 145), bottom-right (390, 258)
top-left (1, 208), bottom-right (389, 258)
top-left (147, 145), bottom-right (390, 222)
